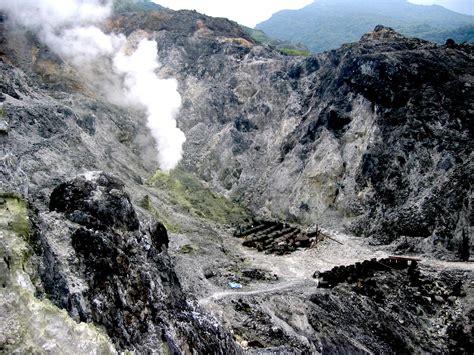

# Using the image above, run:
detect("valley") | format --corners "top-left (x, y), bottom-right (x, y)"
top-left (0, 2), bottom-right (472, 353)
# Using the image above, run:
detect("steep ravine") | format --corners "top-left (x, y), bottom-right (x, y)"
top-left (110, 11), bottom-right (473, 255)
top-left (0, 8), bottom-right (472, 354)
top-left (154, 21), bottom-right (472, 254)
top-left (0, 13), bottom-right (243, 353)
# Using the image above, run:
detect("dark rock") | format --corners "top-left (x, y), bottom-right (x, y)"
top-left (241, 268), bottom-right (277, 281)
top-left (49, 172), bottom-right (140, 231)
top-left (76, 113), bottom-right (96, 135)
top-left (445, 38), bottom-right (456, 48)
top-left (307, 266), bottom-right (470, 353)
top-left (38, 173), bottom-right (241, 353)
top-left (234, 116), bottom-right (258, 133)
top-left (149, 220), bottom-right (168, 250)
top-left (204, 270), bottom-right (216, 279)
top-left (451, 280), bottom-right (465, 297)
top-left (247, 340), bottom-right (264, 348)
top-left (0, 120), bottom-right (8, 134)
top-left (457, 228), bottom-right (470, 261)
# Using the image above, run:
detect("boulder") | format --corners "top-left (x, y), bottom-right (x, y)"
top-left (0, 120), bottom-right (8, 134)
top-left (49, 172), bottom-right (140, 231)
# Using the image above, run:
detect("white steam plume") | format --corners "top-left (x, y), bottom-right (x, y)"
top-left (114, 40), bottom-right (186, 171)
top-left (0, 0), bottom-right (186, 171)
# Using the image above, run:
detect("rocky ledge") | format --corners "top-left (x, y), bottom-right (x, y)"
top-left (34, 172), bottom-right (240, 353)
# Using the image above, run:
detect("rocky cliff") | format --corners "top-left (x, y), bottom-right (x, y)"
top-left (137, 16), bottom-right (472, 255)
top-left (0, 7), bottom-right (472, 354)
top-left (0, 10), bottom-right (243, 353)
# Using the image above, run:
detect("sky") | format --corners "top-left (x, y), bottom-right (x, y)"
top-left (408, 0), bottom-right (473, 15)
top-left (153, 0), bottom-right (473, 27)
top-left (152, 0), bottom-right (314, 27)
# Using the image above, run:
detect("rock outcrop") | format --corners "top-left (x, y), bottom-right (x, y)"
top-left (36, 172), bottom-right (240, 353)
top-left (307, 266), bottom-right (472, 353)
top-left (148, 22), bottom-right (472, 255)
top-left (1, 12), bottom-right (244, 351)
top-left (0, 193), bottom-right (117, 354)
top-left (0, 6), bottom-right (472, 354)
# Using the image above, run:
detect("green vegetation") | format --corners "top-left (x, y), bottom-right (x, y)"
top-left (241, 25), bottom-right (311, 54)
top-left (242, 27), bottom-right (273, 45)
top-left (0, 194), bottom-right (32, 270)
top-left (279, 48), bottom-right (311, 57)
top-left (140, 194), bottom-right (181, 233)
top-left (426, 25), bottom-right (474, 44)
top-left (146, 169), bottom-right (251, 225)
top-left (0, 193), bottom-right (31, 272)
top-left (256, 0), bottom-right (474, 53)
top-left (1, 193), bottom-right (30, 240)
top-left (113, 0), bottom-right (163, 14)
top-left (179, 244), bottom-right (199, 254)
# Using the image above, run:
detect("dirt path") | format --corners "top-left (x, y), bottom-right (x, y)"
top-left (198, 228), bottom-right (387, 305)
top-left (199, 278), bottom-right (317, 306)
top-left (415, 257), bottom-right (474, 271)
top-left (230, 227), bottom-right (389, 278)
top-left (198, 229), bottom-right (473, 306)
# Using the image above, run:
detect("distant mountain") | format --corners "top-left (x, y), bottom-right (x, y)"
top-left (256, 0), bottom-right (474, 52)
top-left (113, 0), bottom-right (163, 14)
top-left (2, 0), bottom-right (473, 351)
top-left (426, 25), bottom-right (474, 43)
top-left (408, 0), bottom-right (474, 16)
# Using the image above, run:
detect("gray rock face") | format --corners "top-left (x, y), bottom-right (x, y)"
top-left (0, 13), bottom-right (242, 353)
top-left (0, 7), bottom-right (472, 354)
top-left (37, 172), bottom-right (240, 353)
top-left (142, 20), bottom-right (472, 254)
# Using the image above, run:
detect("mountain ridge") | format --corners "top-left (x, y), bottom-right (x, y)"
top-left (0, 6), bottom-right (472, 353)
top-left (256, 0), bottom-right (474, 52)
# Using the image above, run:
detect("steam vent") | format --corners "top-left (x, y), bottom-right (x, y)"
top-left (0, 0), bottom-right (472, 353)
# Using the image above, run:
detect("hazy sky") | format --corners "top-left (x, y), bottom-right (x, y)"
top-left (152, 0), bottom-right (313, 27)
top-left (408, 0), bottom-right (473, 15)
